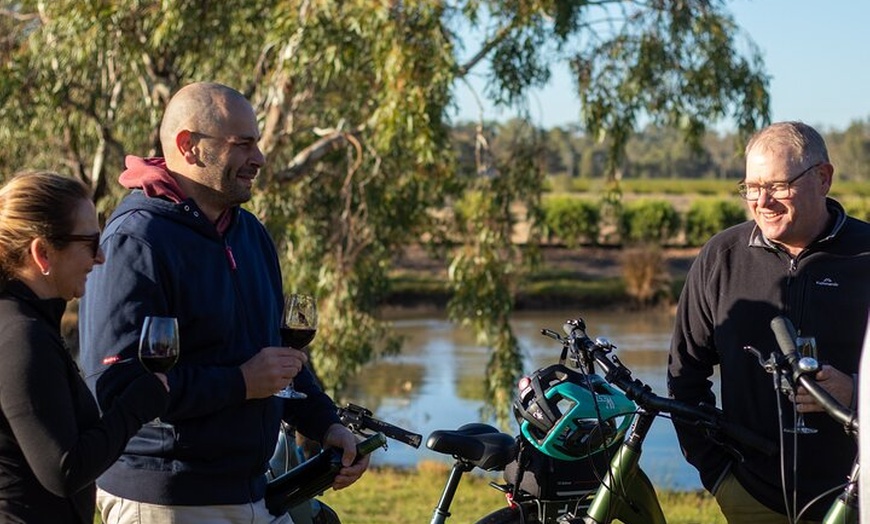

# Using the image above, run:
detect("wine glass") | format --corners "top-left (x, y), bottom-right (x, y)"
top-left (138, 316), bottom-right (179, 428)
top-left (785, 335), bottom-right (818, 435)
top-left (275, 293), bottom-right (317, 399)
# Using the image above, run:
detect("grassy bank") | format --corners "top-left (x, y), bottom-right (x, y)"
top-left (319, 462), bottom-right (726, 523)
top-left (386, 246), bottom-right (697, 311)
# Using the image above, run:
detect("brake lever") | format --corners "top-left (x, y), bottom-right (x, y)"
top-left (744, 345), bottom-right (794, 395)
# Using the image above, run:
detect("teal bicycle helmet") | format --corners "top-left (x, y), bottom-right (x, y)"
top-left (513, 364), bottom-right (635, 461)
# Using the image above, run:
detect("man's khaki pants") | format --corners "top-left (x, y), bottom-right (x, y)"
top-left (97, 488), bottom-right (294, 524)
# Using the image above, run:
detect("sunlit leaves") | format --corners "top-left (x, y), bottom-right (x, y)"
top-left (0, 0), bottom-right (770, 422)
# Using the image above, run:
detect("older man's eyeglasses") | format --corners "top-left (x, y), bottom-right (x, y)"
top-left (737, 162), bottom-right (822, 201)
top-left (52, 233), bottom-right (101, 258)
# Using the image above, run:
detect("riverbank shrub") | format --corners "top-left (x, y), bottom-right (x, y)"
top-left (684, 198), bottom-right (748, 246)
top-left (542, 195), bottom-right (600, 247)
top-left (619, 199), bottom-right (681, 244)
top-left (622, 245), bottom-right (672, 307)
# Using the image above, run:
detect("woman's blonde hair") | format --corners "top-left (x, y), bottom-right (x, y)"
top-left (0, 171), bottom-right (91, 285)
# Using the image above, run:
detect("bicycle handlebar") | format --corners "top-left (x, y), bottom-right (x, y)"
top-left (770, 316), bottom-right (858, 433)
top-left (561, 321), bottom-right (777, 457)
top-left (337, 403), bottom-right (423, 448)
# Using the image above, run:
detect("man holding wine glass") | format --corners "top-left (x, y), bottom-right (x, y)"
top-left (667, 121), bottom-right (870, 522)
top-left (78, 82), bottom-right (368, 523)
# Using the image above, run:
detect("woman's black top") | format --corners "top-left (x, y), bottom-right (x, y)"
top-left (0, 280), bottom-right (168, 523)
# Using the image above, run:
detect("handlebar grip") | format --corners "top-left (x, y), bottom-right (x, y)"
top-left (359, 416), bottom-right (423, 449)
top-left (769, 316), bottom-right (858, 432)
top-left (770, 316), bottom-right (799, 359)
top-left (338, 404), bottom-right (423, 448)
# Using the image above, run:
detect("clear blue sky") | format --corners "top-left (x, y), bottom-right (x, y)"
top-left (451, 1), bottom-right (870, 132)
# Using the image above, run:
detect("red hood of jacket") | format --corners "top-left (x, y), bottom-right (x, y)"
top-left (118, 155), bottom-right (232, 234)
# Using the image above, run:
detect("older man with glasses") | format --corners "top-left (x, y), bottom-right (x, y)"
top-left (668, 121), bottom-right (870, 523)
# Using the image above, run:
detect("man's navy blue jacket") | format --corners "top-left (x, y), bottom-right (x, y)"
top-left (79, 190), bottom-right (339, 505)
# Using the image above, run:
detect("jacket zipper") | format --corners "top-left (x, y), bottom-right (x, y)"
top-left (225, 242), bottom-right (238, 271)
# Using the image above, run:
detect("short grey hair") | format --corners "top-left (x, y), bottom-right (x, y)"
top-left (744, 121), bottom-right (830, 167)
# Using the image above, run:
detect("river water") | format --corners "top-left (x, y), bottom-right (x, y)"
top-left (342, 308), bottom-right (720, 491)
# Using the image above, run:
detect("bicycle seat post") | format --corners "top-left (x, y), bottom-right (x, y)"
top-left (429, 460), bottom-right (474, 524)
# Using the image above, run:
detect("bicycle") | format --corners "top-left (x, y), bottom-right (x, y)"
top-left (441, 316), bottom-right (775, 524)
top-left (423, 317), bottom-right (639, 524)
top-left (741, 315), bottom-right (860, 524)
top-left (269, 316), bottom-right (774, 524)
top-left (421, 316), bottom-right (775, 524)
top-left (265, 325), bottom-right (637, 524)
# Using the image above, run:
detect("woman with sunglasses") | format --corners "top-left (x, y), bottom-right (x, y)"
top-left (0, 171), bottom-right (170, 523)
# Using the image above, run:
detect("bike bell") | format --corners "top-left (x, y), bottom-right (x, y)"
top-left (513, 364), bottom-right (635, 461)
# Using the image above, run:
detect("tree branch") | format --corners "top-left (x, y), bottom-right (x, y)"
top-left (272, 126), bottom-right (363, 182)
top-left (456, 22), bottom-right (515, 77)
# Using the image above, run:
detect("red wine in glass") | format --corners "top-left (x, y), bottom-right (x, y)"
top-left (138, 316), bottom-right (179, 427)
top-left (141, 353), bottom-right (179, 373)
top-left (281, 327), bottom-right (316, 349)
top-left (276, 294), bottom-right (317, 399)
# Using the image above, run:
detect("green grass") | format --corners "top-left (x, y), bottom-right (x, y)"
top-left (387, 273), bottom-right (684, 311)
top-left (91, 464), bottom-right (725, 524)
top-left (319, 462), bottom-right (726, 523)
top-left (547, 177), bottom-right (870, 198)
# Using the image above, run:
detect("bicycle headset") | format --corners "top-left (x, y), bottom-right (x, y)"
top-left (513, 364), bottom-right (636, 461)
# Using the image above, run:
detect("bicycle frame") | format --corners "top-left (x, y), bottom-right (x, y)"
top-left (554, 318), bottom-right (775, 524)
top-left (583, 408), bottom-right (666, 524)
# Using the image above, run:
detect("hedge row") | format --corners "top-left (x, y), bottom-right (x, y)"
top-left (542, 195), bottom-right (749, 247)
top-left (543, 195), bottom-right (870, 247)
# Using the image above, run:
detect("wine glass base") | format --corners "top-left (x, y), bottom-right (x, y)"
top-left (785, 426), bottom-right (818, 434)
top-left (144, 418), bottom-right (175, 429)
top-left (274, 388), bottom-right (307, 399)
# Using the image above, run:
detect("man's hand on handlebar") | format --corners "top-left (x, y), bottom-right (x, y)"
top-left (323, 422), bottom-right (370, 490)
top-left (794, 364), bottom-right (854, 413)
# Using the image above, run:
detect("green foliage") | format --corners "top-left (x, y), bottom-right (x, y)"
top-left (1, 0), bottom-right (772, 416)
top-left (573, 3), bottom-right (769, 172)
top-left (684, 198), bottom-right (748, 246)
top-left (831, 180), bottom-right (870, 198)
top-left (447, 123), bottom-right (545, 424)
top-left (841, 197), bottom-right (870, 222)
top-left (621, 178), bottom-right (736, 195)
top-left (619, 199), bottom-right (681, 245)
top-left (542, 195), bottom-right (601, 247)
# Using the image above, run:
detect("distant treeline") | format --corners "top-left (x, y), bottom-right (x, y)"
top-left (452, 120), bottom-right (870, 182)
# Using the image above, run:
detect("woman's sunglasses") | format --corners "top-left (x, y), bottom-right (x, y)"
top-left (52, 233), bottom-right (101, 258)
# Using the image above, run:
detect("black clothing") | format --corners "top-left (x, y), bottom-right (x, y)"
top-left (0, 280), bottom-right (168, 523)
top-left (667, 199), bottom-right (870, 520)
top-left (78, 186), bottom-right (340, 506)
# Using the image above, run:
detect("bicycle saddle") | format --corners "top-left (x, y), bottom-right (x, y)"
top-left (426, 423), bottom-right (518, 471)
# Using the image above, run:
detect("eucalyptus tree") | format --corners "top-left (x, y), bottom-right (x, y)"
top-left (0, 0), bottom-right (769, 424)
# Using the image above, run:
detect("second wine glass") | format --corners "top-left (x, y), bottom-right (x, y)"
top-left (139, 316), bottom-right (179, 428)
top-left (785, 335), bottom-right (818, 435)
top-left (276, 293), bottom-right (317, 399)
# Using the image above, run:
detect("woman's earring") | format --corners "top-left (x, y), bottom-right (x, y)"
top-left (41, 268), bottom-right (50, 276)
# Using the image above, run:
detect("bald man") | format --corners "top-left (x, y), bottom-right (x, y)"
top-left (79, 82), bottom-right (367, 523)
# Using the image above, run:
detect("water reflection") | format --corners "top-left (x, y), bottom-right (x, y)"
top-left (342, 308), bottom-right (718, 490)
